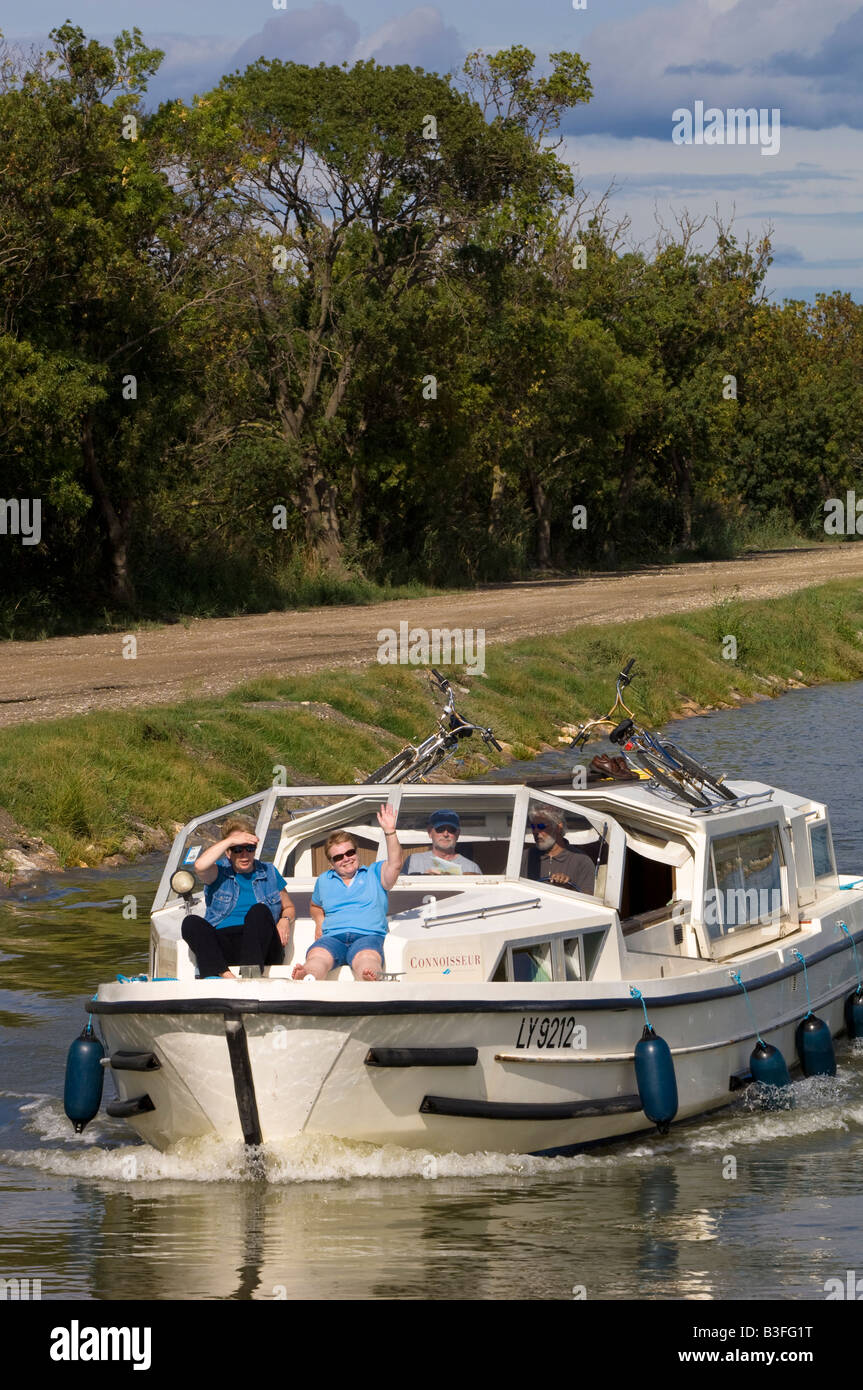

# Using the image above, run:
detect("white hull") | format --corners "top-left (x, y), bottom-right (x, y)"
top-left (96, 930), bottom-right (861, 1155)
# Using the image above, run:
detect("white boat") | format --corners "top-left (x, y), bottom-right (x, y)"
top-left (84, 769), bottom-right (863, 1156)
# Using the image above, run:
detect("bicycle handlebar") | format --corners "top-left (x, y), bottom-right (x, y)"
top-left (571, 656), bottom-right (637, 747)
top-left (445, 716), bottom-right (500, 748)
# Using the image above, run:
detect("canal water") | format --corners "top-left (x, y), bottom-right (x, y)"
top-left (1, 682), bottom-right (862, 1301)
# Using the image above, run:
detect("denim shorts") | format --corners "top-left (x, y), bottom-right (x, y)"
top-left (309, 932), bottom-right (386, 968)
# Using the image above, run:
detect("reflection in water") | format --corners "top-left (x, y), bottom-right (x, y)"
top-left (92, 1185), bottom-right (273, 1301)
top-left (636, 1165), bottom-right (680, 1287)
top-left (2, 1068), bottom-right (863, 1299)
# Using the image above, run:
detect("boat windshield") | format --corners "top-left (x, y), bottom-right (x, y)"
top-left (704, 824), bottom-right (787, 947)
top-left (275, 795), bottom-right (397, 878)
top-left (518, 794), bottom-right (607, 898)
top-left (393, 796), bottom-right (514, 877)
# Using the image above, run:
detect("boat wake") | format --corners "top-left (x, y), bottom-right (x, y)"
top-left (2, 1065), bottom-right (862, 1184)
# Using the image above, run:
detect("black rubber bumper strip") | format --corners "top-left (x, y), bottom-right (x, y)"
top-left (109, 1050), bottom-right (161, 1071)
top-left (365, 1047), bottom-right (478, 1067)
top-left (106, 1094), bottom-right (155, 1118)
top-left (419, 1092), bottom-right (643, 1120)
top-left (224, 1015), bottom-right (263, 1146)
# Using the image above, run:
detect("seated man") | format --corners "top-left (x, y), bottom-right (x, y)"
top-left (403, 809), bottom-right (481, 875)
top-left (522, 805), bottom-right (596, 894)
top-left (182, 817), bottom-right (295, 979)
top-left (292, 803), bottom-right (402, 982)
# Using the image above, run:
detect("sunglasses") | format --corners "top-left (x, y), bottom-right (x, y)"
top-left (329, 848), bottom-right (357, 863)
top-left (530, 822), bottom-right (552, 832)
top-left (431, 825), bottom-right (457, 834)
top-left (230, 844), bottom-right (256, 854)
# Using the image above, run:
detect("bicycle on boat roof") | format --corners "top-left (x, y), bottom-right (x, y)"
top-left (571, 659), bottom-right (735, 809)
top-left (363, 669), bottom-right (502, 784)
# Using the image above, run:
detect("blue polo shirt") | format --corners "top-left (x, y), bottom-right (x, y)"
top-left (311, 861), bottom-right (388, 938)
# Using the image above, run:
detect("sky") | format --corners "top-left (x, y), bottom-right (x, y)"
top-left (2, 0), bottom-right (862, 302)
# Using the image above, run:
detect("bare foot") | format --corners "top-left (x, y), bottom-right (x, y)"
top-left (220, 969), bottom-right (238, 979)
top-left (292, 963), bottom-right (309, 980)
top-left (361, 967), bottom-right (382, 981)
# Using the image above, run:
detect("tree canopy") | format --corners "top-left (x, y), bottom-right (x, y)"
top-left (1, 27), bottom-right (861, 635)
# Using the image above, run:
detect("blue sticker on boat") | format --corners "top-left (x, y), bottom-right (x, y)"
top-left (183, 846), bottom-right (202, 864)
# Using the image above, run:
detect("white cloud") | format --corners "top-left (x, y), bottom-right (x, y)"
top-left (562, 125), bottom-right (863, 298)
top-left (142, 34), bottom-right (240, 105)
top-left (572, 0), bottom-right (863, 137)
top-left (225, 3), bottom-right (461, 80)
top-left (350, 6), bottom-right (462, 71)
top-left (231, 3), bottom-right (360, 71)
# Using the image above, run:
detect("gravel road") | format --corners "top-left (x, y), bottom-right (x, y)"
top-left (1, 545), bottom-right (861, 729)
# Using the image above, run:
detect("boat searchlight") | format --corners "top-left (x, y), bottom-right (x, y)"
top-left (170, 869), bottom-right (197, 902)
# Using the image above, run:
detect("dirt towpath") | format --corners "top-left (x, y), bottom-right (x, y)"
top-left (2, 546), bottom-right (862, 729)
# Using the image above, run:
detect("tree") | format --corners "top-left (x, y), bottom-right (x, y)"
top-left (158, 52), bottom-right (582, 573)
top-left (0, 24), bottom-right (228, 607)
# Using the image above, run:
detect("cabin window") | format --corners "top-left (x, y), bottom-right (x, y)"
top-left (583, 929), bottom-right (605, 978)
top-left (495, 930), bottom-right (608, 983)
top-left (519, 797), bottom-right (606, 897)
top-left (273, 795), bottom-right (393, 878)
top-left (707, 827), bottom-right (784, 936)
top-left (809, 821), bottom-right (836, 881)
top-left (511, 943), bottom-right (552, 983)
top-left (563, 930), bottom-right (606, 980)
top-left (394, 802), bottom-right (514, 877)
top-left (563, 938), bottom-right (582, 981)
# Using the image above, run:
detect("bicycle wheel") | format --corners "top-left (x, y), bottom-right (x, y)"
top-left (631, 750), bottom-right (710, 808)
top-left (363, 748), bottom-right (417, 784)
top-left (660, 741), bottom-right (735, 801)
top-left (404, 746), bottom-right (452, 783)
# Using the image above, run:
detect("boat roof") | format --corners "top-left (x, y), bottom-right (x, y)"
top-left (554, 778), bottom-right (820, 832)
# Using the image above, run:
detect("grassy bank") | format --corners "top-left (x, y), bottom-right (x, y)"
top-left (2, 579), bottom-right (863, 870)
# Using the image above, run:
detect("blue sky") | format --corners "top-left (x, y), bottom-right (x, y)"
top-left (3, 0), bottom-right (862, 302)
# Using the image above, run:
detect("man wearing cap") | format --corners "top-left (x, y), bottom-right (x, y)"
top-left (522, 805), bottom-right (596, 894)
top-left (404, 810), bottom-right (482, 875)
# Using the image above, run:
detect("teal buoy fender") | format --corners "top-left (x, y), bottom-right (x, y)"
top-left (749, 1040), bottom-right (792, 1089)
top-left (795, 1015), bottom-right (836, 1077)
top-left (634, 1024), bottom-right (678, 1134)
top-left (730, 972), bottom-right (792, 1104)
top-left (63, 1021), bottom-right (105, 1134)
top-left (845, 989), bottom-right (863, 1039)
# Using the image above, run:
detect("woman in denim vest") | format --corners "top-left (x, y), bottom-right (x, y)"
top-left (181, 816), bottom-right (295, 979)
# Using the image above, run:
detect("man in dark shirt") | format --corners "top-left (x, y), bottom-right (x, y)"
top-left (522, 805), bottom-right (596, 895)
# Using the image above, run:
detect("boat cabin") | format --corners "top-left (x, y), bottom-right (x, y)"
top-left (149, 779), bottom-right (840, 984)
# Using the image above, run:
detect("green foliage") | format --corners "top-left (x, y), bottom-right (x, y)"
top-left (0, 28), bottom-right (861, 632)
